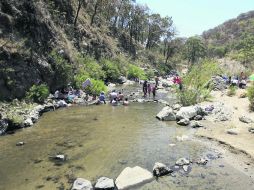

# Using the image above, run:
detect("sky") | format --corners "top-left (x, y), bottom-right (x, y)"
top-left (136, 0), bottom-right (254, 37)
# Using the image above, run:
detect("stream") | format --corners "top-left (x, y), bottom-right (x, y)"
top-left (0, 85), bottom-right (253, 190)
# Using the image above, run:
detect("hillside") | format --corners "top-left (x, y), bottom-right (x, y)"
top-left (0, 0), bottom-right (174, 100)
top-left (202, 10), bottom-right (254, 68)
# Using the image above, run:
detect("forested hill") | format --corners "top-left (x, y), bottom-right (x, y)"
top-left (0, 0), bottom-right (174, 100)
top-left (202, 10), bottom-right (254, 62)
top-left (203, 10), bottom-right (254, 45)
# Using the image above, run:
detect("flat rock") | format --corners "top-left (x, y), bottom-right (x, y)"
top-left (175, 158), bottom-right (190, 166)
top-left (152, 162), bottom-right (172, 177)
top-left (248, 127), bottom-right (254, 133)
top-left (189, 121), bottom-right (203, 128)
top-left (239, 116), bottom-right (253, 124)
top-left (196, 157), bottom-right (209, 165)
top-left (156, 106), bottom-right (176, 121)
top-left (176, 135), bottom-right (189, 141)
top-left (115, 166), bottom-right (153, 190)
top-left (177, 118), bottom-right (190, 126)
top-left (95, 177), bottom-right (114, 190)
top-left (71, 178), bottom-right (93, 190)
top-left (226, 128), bottom-right (238, 135)
top-left (194, 115), bottom-right (203, 121)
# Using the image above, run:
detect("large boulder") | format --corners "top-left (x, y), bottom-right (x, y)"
top-left (115, 166), bottom-right (153, 190)
top-left (95, 177), bottom-right (114, 190)
top-left (24, 118), bottom-right (33, 127)
top-left (206, 76), bottom-right (227, 91)
top-left (71, 178), bottom-right (93, 190)
top-left (152, 162), bottom-right (173, 177)
top-left (156, 106), bottom-right (176, 121)
top-left (176, 106), bottom-right (199, 120)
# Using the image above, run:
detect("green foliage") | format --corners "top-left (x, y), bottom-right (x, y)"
top-left (145, 69), bottom-right (155, 80)
top-left (208, 45), bottom-right (227, 58)
top-left (177, 59), bottom-right (222, 105)
top-left (50, 50), bottom-right (72, 88)
top-left (177, 88), bottom-right (199, 106)
top-left (247, 83), bottom-right (254, 111)
top-left (227, 85), bottom-right (237, 97)
top-left (184, 37), bottom-right (207, 64)
top-left (127, 64), bottom-right (147, 80)
top-left (101, 59), bottom-right (121, 81)
top-left (76, 55), bottom-right (105, 80)
top-left (26, 84), bottom-right (50, 103)
top-left (73, 69), bottom-right (90, 89)
top-left (85, 79), bottom-right (107, 96)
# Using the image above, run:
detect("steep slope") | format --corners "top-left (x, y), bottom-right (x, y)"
top-left (202, 10), bottom-right (254, 46)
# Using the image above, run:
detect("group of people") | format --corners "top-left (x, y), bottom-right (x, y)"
top-left (97, 90), bottom-right (129, 106)
top-left (54, 84), bottom-right (84, 103)
top-left (142, 80), bottom-right (157, 98)
top-left (225, 72), bottom-right (247, 89)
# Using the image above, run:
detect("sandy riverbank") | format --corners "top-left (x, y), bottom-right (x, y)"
top-left (196, 89), bottom-right (254, 159)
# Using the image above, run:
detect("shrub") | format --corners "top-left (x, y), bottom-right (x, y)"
top-left (177, 59), bottom-right (222, 105)
top-left (247, 83), bottom-right (254, 111)
top-left (127, 64), bottom-right (146, 80)
top-left (227, 85), bottom-right (237, 97)
top-left (73, 69), bottom-right (90, 88)
top-left (177, 88), bottom-right (199, 106)
top-left (50, 50), bottom-right (72, 88)
top-left (76, 55), bottom-right (105, 80)
top-left (145, 69), bottom-right (155, 80)
top-left (26, 84), bottom-right (50, 103)
top-left (101, 59), bottom-right (121, 82)
top-left (85, 79), bottom-right (107, 96)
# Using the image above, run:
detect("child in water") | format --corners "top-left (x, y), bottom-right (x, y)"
top-left (123, 98), bottom-right (129, 106)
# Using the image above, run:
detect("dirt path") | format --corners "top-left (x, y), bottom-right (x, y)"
top-left (196, 89), bottom-right (254, 159)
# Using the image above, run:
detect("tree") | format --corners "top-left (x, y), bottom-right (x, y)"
top-left (74, 0), bottom-right (88, 26)
top-left (184, 37), bottom-right (207, 64)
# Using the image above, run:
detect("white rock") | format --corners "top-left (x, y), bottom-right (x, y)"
top-left (177, 118), bottom-right (190, 126)
top-left (226, 128), bottom-right (238, 135)
top-left (152, 162), bottom-right (172, 177)
top-left (176, 135), bottom-right (189, 141)
top-left (169, 143), bottom-right (176, 147)
top-left (95, 177), bottom-right (114, 189)
top-left (71, 178), bottom-right (93, 190)
top-left (176, 106), bottom-right (199, 120)
top-left (115, 166), bottom-right (153, 190)
top-left (57, 100), bottom-right (68, 107)
top-left (183, 165), bottom-right (189, 172)
top-left (175, 158), bottom-right (190, 166)
top-left (239, 116), bottom-right (253, 124)
top-left (156, 106), bottom-right (176, 121)
top-left (24, 118), bottom-right (33, 127)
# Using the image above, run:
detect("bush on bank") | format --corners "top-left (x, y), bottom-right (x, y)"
top-left (26, 84), bottom-right (50, 103)
top-left (247, 83), bottom-right (254, 111)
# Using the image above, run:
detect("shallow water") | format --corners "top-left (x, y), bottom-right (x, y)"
top-left (0, 100), bottom-right (253, 189)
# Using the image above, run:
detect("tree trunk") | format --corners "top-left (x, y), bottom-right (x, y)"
top-left (90, 1), bottom-right (100, 26)
top-left (74, 0), bottom-right (82, 26)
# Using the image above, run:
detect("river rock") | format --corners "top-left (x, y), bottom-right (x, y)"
top-left (29, 110), bottom-right (40, 123)
top-left (239, 116), bottom-right (253, 124)
top-left (0, 119), bottom-right (9, 135)
top-left (57, 100), bottom-right (68, 108)
top-left (177, 118), bottom-right (190, 126)
top-left (16, 141), bottom-right (25, 146)
top-left (115, 166), bottom-right (153, 190)
top-left (226, 128), bottom-right (238, 135)
top-left (152, 162), bottom-right (173, 177)
top-left (71, 178), bottom-right (93, 190)
top-left (206, 76), bottom-right (227, 91)
top-left (194, 115), bottom-right (203, 121)
top-left (175, 158), bottom-right (190, 166)
top-left (248, 127), bottom-right (254, 133)
top-left (189, 121), bottom-right (203, 128)
top-left (118, 76), bottom-right (127, 84)
top-left (196, 157), bottom-right (209, 165)
top-left (176, 106), bottom-right (199, 120)
top-left (183, 165), bottom-right (190, 172)
top-left (24, 118), bottom-right (33, 127)
top-left (156, 106), bottom-right (176, 121)
top-left (95, 177), bottom-right (114, 190)
top-left (176, 135), bottom-right (189, 141)
top-left (172, 104), bottom-right (182, 111)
